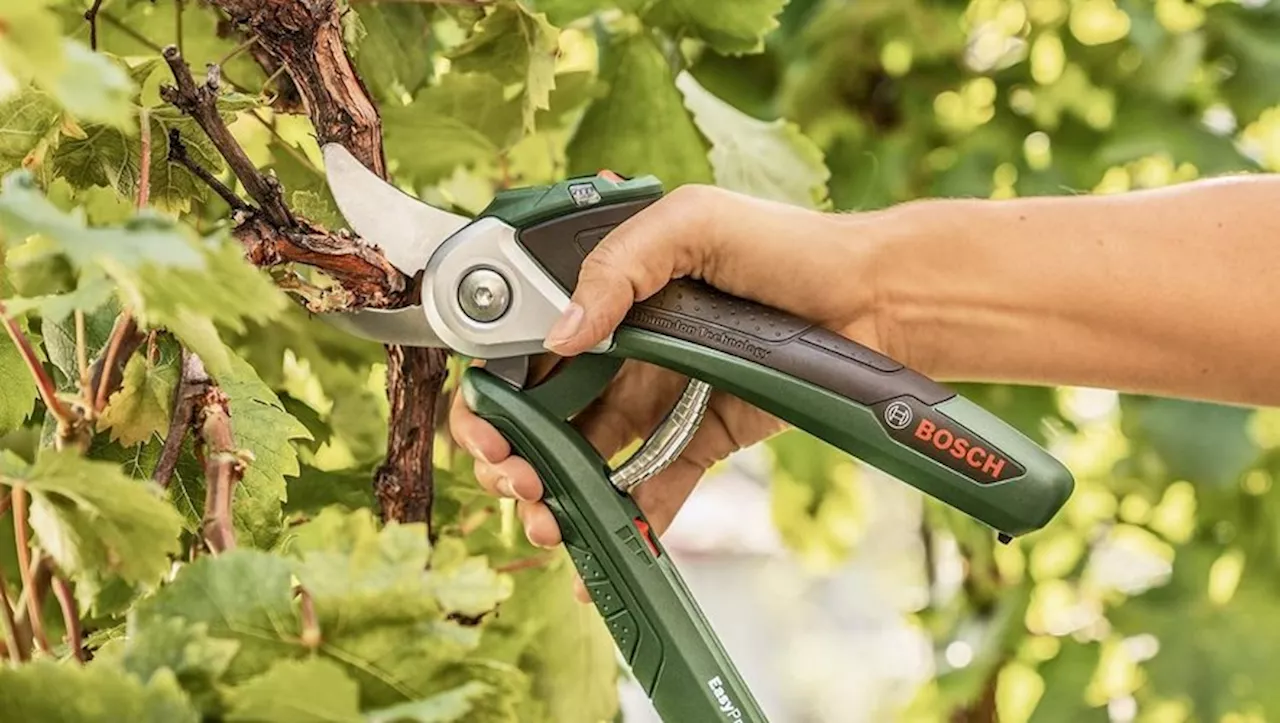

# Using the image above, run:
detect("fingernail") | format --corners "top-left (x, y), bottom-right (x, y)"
top-left (497, 476), bottom-right (518, 499)
top-left (544, 303), bottom-right (584, 351)
top-left (465, 442), bottom-right (491, 465)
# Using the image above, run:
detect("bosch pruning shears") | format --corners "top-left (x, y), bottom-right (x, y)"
top-left (318, 145), bottom-right (1075, 723)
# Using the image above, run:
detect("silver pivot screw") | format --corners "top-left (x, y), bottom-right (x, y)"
top-left (458, 267), bottom-right (511, 323)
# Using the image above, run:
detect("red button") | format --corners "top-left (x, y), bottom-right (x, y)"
top-left (598, 169), bottom-right (626, 183)
top-left (633, 518), bottom-right (660, 557)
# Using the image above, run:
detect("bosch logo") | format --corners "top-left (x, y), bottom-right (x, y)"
top-left (884, 401), bottom-right (914, 430)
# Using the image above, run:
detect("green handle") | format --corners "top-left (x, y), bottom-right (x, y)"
top-left (462, 367), bottom-right (770, 723)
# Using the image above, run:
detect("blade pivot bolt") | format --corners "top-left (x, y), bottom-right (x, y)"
top-left (459, 267), bottom-right (512, 323)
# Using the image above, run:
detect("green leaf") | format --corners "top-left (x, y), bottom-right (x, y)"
top-left (1208, 3), bottom-right (1280, 124)
top-left (0, 171), bottom-right (203, 270)
top-left (676, 71), bottom-right (829, 208)
top-left (566, 33), bottom-right (712, 187)
top-left (225, 658), bottom-right (363, 723)
top-left (0, 661), bottom-right (199, 723)
top-left (135, 549), bottom-right (303, 682)
top-left (0, 449), bottom-right (183, 587)
top-left (0, 5), bottom-right (135, 129)
top-left (99, 352), bottom-right (179, 447)
top-left (0, 315), bottom-right (38, 435)
top-left (364, 682), bottom-right (490, 723)
top-left (641, 0), bottom-right (788, 55)
top-left (528, 0), bottom-right (613, 27)
top-left (351, 4), bottom-right (438, 103)
top-left (0, 88), bottom-right (61, 173)
top-left (476, 552), bottom-right (618, 723)
top-left (116, 617), bottom-right (240, 715)
top-left (286, 508), bottom-right (514, 708)
top-left (285, 465), bottom-right (377, 516)
top-left (211, 350), bottom-right (312, 549)
top-left (3, 274), bottom-right (115, 323)
top-left (446, 1), bottom-right (560, 131)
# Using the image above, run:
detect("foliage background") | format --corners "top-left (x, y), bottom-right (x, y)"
top-left (0, 0), bottom-right (1279, 721)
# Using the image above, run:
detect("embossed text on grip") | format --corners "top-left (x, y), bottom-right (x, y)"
top-left (623, 279), bottom-right (954, 407)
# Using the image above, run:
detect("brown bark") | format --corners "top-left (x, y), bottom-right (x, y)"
top-left (201, 0), bottom-right (449, 531)
top-left (195, 383), bottom-right (243, 554)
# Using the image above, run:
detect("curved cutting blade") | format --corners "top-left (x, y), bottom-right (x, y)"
top-left (321, 143), bottom-right (470, 275)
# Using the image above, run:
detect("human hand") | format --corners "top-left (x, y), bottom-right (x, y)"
top-left (448, 184), bottom-right (886, 600)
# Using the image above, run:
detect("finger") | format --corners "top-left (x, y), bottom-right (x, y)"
top-left (573, 575), bottom-right (590, 604)
top-left (571, 362), bottom-right (689, 460)
top-left (543, 186), bottom-right (724, 356)
top-left (449, 372), bottom-right (511, 466)
top-left (517, 500), bottom-right (561, 548)
top-left (472, 454), bottom-right (543, 502)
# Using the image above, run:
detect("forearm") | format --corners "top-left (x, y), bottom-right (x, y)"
top-left (865, 175), bottom-right (1280, 406)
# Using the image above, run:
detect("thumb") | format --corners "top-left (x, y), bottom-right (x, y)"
top-left (542, 185), bottom-right (721, 356)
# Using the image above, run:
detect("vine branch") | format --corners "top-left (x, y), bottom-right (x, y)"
top-left (84, 0), bottom-right (106, 51)
top-left (195, 381), bottom-right (243, 554)
top-left (10, 488), bottom-right (50, 656)
top-left (0, 304), bottom-right (77, 442)
top-left (50, 576), bottom-right (84, 663)
top-left (154, 350), bottom-right (212, 489)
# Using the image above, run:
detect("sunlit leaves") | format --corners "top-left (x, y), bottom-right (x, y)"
top-left (447, 0), bottom-right (559, 131)
top-left (0, 661), bottom-right (199, 723)
top-left (0, 314), bottom-right (38, 435)
top-left (641, 0), bottom-right (788, 55)
top-left (567, 33), bottom-right (712, 187)
top-left (224, 658), bottom-right (364, 723)
top-left (99, 353), bottom-right (179, 447)
top-left (0, 3), bottom-right (135, 129)
top-left (115, 617), bottom-right (240, 715)
top-left (677, 71), bottom-right (830, 208)
top-left (0, 449), bottom-right (183, 589)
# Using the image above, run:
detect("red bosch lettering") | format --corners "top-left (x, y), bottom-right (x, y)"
top-left (912, 417), bottom-right (1010, 481)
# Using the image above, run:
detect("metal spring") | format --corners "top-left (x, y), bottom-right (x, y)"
top-left (609, 379), bottom-right (712, 494)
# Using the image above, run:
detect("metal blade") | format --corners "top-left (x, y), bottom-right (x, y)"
top-left (321, 143), bottom-right (470, 275)
top-left (321, 306), bottom-right (444, 348)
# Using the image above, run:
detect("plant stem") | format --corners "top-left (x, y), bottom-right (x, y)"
top-left (50, 576), bottom-right (84, 663)
top-left (154, 350), bottom-right (211, 489)
top-left (75, 310), bottom-right (90, 412)
top-left (11, 487), bottom-right (50, 656)
top-left (299, 588), bottom-right (320, 650)
top-left (0, 303), bottom-right (76, 435)
top-left (137, 106), bottom-right (152, 209)
top-left (84, 0), bottom-right (107, 51)
top-left (92, 312), bottom-right (141, 414)
top-left (0, 497), bottom-right (26, 664)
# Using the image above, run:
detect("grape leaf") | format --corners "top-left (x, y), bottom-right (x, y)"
top-left (115, 617), bottom-right (241, 715)
top-left (3, 274), bottom-right (115, 323)
top-left (528, 0), bottom-right (613, 27)
top-left (225, 658), bottom-right (363, 723)
top-left (1122, 396), bottom-right (1260, 488)
top-left (640, 0), bottom-right (788, 55)
top-left (0, 4), bottom-right (135, 129)
top-left (287, 509), bottom-right (514, 708)
top-left (351, 3), bottom-right (438, 103)
top-left (364, 682), bottom-right (490, 723)
top-left (0, 315), bottom-right (38, 435)
top-left (99, 353), bottom-right (179, 446)
top-left (0, 661), bottom-right (199, 723)
top-left (285, 465), bottom-right (377, 516)
top-left (446, 1), bottom-right (559, 131)
top-left (51, 108), bottom-right (232, 213)
top-left (210, 350), bottom-right (312, 549)
top-left (0, 171), bottom-right (203, 270)
top-left (476, 553), bottom-right (619, 723)
top-left (566, 33), bottom-right (712, 187)
top-left (135, 549), bottom-right (303, 682)
top-left (0, 449), bottom-right (183, 587)
top-left (676, 71), bottom-right (830, 208)
top-left (0, 88), bottom-right (61, 172)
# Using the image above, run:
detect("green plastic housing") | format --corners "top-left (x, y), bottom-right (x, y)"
top-left (463, 368), bottom-right (771, 723)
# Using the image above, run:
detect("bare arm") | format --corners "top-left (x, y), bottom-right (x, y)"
top-left (867, 175), bottom-right (1280, 406)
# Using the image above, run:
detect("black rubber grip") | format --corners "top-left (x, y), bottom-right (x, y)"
top-left (518, 204), bottom-right (954, 408)
top-left (625, 280), bottom-right (954, 407)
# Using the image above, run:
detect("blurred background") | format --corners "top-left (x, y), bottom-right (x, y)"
top-left (604, 0), bottom-right (1280, 721)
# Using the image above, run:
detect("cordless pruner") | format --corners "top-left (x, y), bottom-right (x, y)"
top-left (319, 145), bottom-right (1076, 723)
